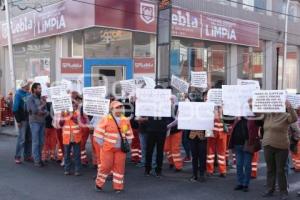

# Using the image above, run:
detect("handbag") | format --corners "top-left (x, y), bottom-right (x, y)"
top-left (243, 139), bottom-right (261, 154)
top-left (111, 114), bottom-right (131, 153)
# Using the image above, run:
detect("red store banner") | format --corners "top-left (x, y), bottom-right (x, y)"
top-left (0, 0), bottom-right (95, 46)
top-left (134, 57), bottom-right (155, 73)
top-left (61, 58), bottom-right (83, 74)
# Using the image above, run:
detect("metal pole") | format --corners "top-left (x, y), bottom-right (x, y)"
top-left (282, 0), bottom-right (290, 89)
top-left (4, 0), bottom-right (16, 92)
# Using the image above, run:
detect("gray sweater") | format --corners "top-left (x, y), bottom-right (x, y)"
top-left (27, 94), bottom-right (47, 124)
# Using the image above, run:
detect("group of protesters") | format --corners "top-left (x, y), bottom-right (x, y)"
top-left (0, 91), bottom-right (14, 126)
top-left (12, 78), bottom-right (300, 199)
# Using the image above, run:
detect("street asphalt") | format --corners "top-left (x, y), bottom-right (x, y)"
top-left (1, 134), bottom-right (300, 200)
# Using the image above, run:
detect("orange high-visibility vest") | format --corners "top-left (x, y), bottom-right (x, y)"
top-left (94, 114), bottom-right (133, 151)
top-left (62, 114), bottom-right (81, 145)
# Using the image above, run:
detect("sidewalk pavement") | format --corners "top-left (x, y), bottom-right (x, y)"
top-left (0, 125), bottom-right (18, 137)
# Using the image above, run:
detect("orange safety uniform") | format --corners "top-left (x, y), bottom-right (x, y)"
top-left (131, 128), bottom-right (142, 163)
top-left (0, 96), bottom-right (6, 126)
top-left (251, 152), bottom-right (259, 178)
top-left (292, 142), bottom-right (300, 171)
top-left (164, 131), bottom-right (183, 170)
top-left (95, 114), bottom-right (133, 191)
top-left (53, 114), bottom-right (64, 161)
top-left (62, 116), bottom-right (81, 145)
top-left (207, 119), bottom-right (227, 175)
top-left (42, 128), bottom-right (57, 161)
top-left (80, 127), bottom-right (90, 165)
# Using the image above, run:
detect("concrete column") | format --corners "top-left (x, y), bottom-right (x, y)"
top-left (0, 47), bottom-right (4, 95)
top-left (265, 41), bottom-right (277, 90)
top-left (228, 45), bottom-right (238, 85)
top-left (55, 36), bottom-right (62, 83)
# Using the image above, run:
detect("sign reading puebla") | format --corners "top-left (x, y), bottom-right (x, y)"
top-left (0, 0), bottom-right (94, 46)
top-left (171, 7), bottom-right (259, 47)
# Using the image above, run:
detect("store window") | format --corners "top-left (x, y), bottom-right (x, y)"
top-left (238, 40), bottom-right (265, 87)
top-left (171, 38), bottom-right (227, 88)
top-left (133, 32), bottom-right (156, 58)
top-left (13, 38), bottom-right (56, 82)
top-left (243, 0), bottom-right (266, 13)
top-left (62, 31), bottom-right (83, 58)
top-left (84, 28), bottom-right (132, 58)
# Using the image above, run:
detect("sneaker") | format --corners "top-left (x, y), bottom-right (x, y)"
top-left (74, 172), bottom-right (81, 176)
top-left (183, 157), bottom-right (192, 163)
top-left (15, 159), bottom-right (22, 164)
top-left (115, 190), bottom-right (123, 194)
top-left (136, 163), bottom-right (145, 168)
top-left (234, 185), bottom-right (244, 191)
top-left (219, 173), bottom-right (226, 178)
top-left (95, 185), bottom-right (103, 192)
top-left (144, 169), bottom-right (150, 177)
top-left (189, 176), bottom-right (198, 182)
top-left (60, 160), bottom-right (65, 167)
top-left (24, 157), bottom-right (34, 162)
top-left (64, 171), bottom-right (71, 176)
top-left (154, 171), bottom-right (162, 178)
top-left (34, 162), bottom-right (42, 168)
top-left (243, 186), bottom-right (249, 192)
top-left (262, 191), bottom-right (274, 198)
top-left (297, 191), bottom-right (300, 197)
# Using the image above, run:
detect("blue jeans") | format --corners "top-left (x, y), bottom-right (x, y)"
top-left (15, 121), bottom-right (32, 159)
top-left (30, 122), bottom-right (45, 163)
top-left (182, 130), bottom-right (191, 158)
top-left (64, 142), bottom-right (81, 173)
top-left (235, 145), bottom-right (253, 187)
top-left (139, 133), bottom-right (157, 168)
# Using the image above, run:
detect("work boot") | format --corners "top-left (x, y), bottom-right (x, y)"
top-left (234, 185), bottom-right (244, 191)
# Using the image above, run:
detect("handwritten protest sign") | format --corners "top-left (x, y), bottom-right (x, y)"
top-left (237, 79), bottom-right (260, 90)
top-left (61, 79), bottom-right (73, 92)
top-left (83, 86), bottom-right (106, 99)
top-left (51, 95), bottom-right (73, 114)
top-left (287, 94), bottom-right (300, 109)
top-left (171, 75), bottom-right (189, 93)
top-left (222, 85), bottom-right (258, 116)
top-left (191, 71), bottom-right (208, 88)
top-left (135, 89), bottom-right (171, 117)
top-left (207, 89), bottom-right (222, 106)
top-left (178, 102), bottom-right (215, 130)
top-left (34, 76), bottom-right (49, 97)
top-left (83, 98), bottom-right (110, 116)
top-left (143, 77), bottom-right (156, 89)
top-left (120, 79), bottom-right (136, 96)
top-left (252, 90), bottom-right (286, 113)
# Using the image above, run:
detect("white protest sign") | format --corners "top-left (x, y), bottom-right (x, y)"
top-left (178, 102), bottom-right (215, 130)
top-left (83, 98), bottom-right (110, 116)
top-left (287, 94), bottom-right (300, 109)
top-left (237, 79), bottom-right (260, 90)
top-left (143, 77), bottom-right (156, 89)
top-left (34, 76), bottom-right (49, 97)
top-left (171, 75), bottom-right (189, 93)
top-left (222, 85), bottom-right (258, 116)
top-left (83, 86), bottom-right (106, 99)
top-left (135, 89), bottom-right (171, 117)
top-left (120, 79), bottom-right (136, 96)
top-left (46, 86), bottom-right (67, 102)
top-left (61, 79), bottom-right (73, 92)
top-left (207, 89), bottom-right (222, 106)
top-left (191, 71), bottom-right (208, 88)
top-left (252, 90), bottom-right (286, 113)
top-left (51, 95), bottom-right (73, 114)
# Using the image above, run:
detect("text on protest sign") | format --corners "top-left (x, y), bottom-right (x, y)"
top-left (207, 89), bottom-right (222, 106)
top-left (222, 85), bottom-right (258, 116)
top-left (83, 99), bottom-right (110, 117)
top-left (135, 88), bottom-right (171, 117)
top-left (83, 86), bottom-right (106, 99)
top-left (34, 76), bottom-right (49, 97)
top-left (178, 102), bottom-right (215, 131)
top-left (120, 79), bottom-right (136, 96)
top-left (252, 90), bottom-right (286, 113)
top-left (143, 76), bottom-right (156, 89)
top-left (171, 75), bottom-right (189, 93)
top-left (237, 79), bottom-right (260, 90)
top-left (191, 71), bottom-right (208, 88)
top-left (51, 95), bottom-right (73, 114)
top-left (287, 94), bottom-right (300, 109)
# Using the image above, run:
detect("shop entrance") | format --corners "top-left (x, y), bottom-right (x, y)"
top-left (84, 58), bottom-right (133, 97)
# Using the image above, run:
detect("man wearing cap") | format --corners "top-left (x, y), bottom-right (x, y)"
top-left (13, 80), bottom-right (32, 164)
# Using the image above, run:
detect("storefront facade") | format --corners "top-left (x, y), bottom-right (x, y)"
top-left (0, 0), bottom-right (300, 94)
